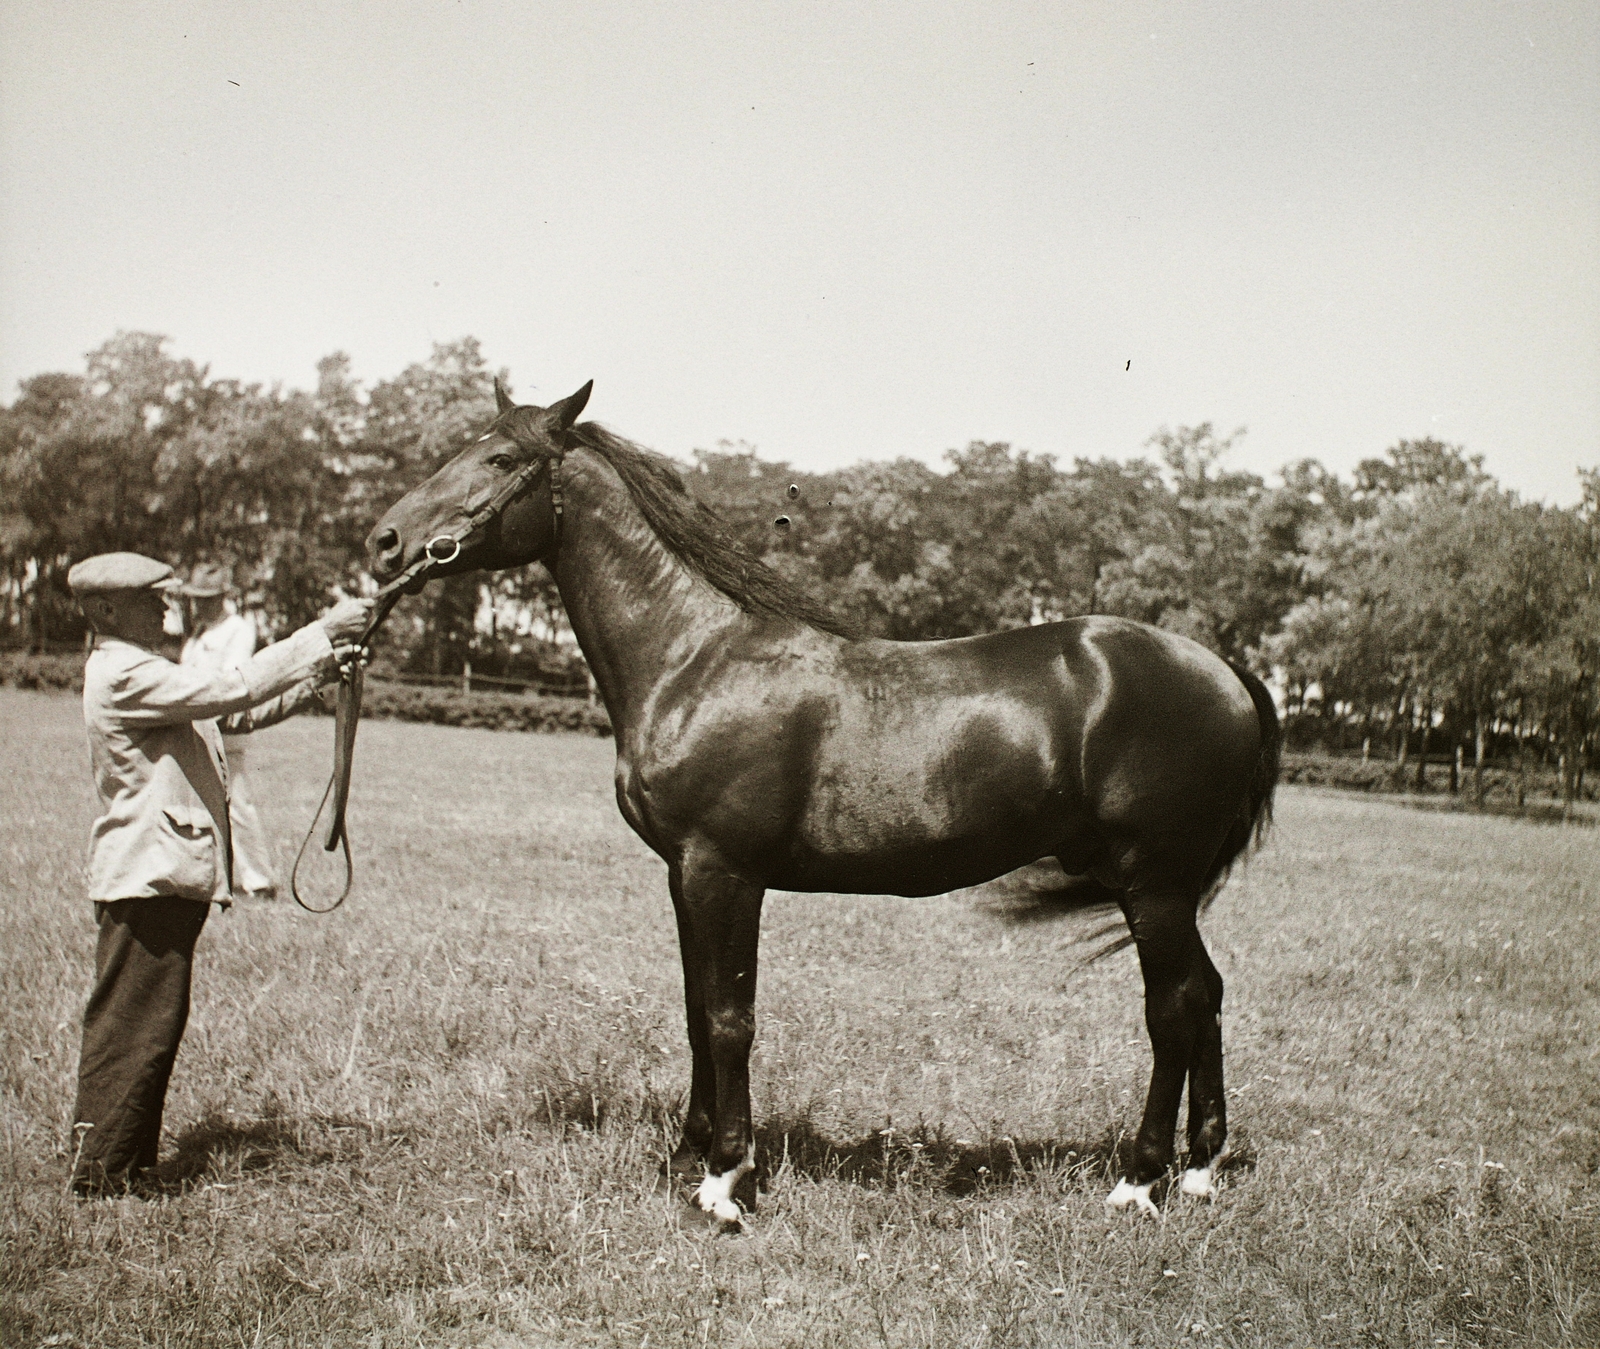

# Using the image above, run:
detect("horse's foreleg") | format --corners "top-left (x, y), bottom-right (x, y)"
top-left (666, 865), bottom-right (716, 1179)
top-left (1179, 941), bottom-right (1227, 1199)
top-left (1107, 891), bottom-right (1216, 1218)
top-left (676, 860), bottom-right (764, 1226)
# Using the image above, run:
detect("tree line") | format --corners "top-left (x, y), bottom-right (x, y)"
top-left (3, 332), bottom-right (1594, 803)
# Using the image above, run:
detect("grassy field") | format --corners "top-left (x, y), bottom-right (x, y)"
top-left (2, 687), bottom-right (1597, 1348)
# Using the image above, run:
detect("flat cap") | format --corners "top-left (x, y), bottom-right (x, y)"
top-left (67, 552), bottom-right (181, 596)
top-left (179, 561), bottom-right (233, 597)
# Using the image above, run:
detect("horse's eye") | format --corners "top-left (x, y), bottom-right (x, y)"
top-left (487, 454), bottom-right (516, 471)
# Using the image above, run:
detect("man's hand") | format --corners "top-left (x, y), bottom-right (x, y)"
top-left (313, 642), bottom-right (370, 687)
top-left (318, 597), bottom-right (374, 644)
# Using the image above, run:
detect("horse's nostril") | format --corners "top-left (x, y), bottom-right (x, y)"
top-left (374, 527), bottom-right (399, 560)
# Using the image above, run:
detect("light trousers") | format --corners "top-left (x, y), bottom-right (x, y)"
top-left (223, 736), bottom-right (276, 896)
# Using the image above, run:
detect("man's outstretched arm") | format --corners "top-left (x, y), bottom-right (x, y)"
top-left (107, 599), bottom-right (372, 727)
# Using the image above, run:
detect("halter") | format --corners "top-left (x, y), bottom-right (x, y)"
top-left (291, 443), bottom-right (565, 912)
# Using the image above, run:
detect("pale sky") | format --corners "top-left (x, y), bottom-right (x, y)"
top-left (2, 1), bottom-right (1595, 503)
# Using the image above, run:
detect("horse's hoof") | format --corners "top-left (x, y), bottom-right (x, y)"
top-left (694, 1167), bottom-right (750, 1228)
top-left (690, 1197), bottom-right (745, 1234)
top-left (1179, 1165), bottom-right (1218, 1199)
top-left (1106, 1178), bottom-right (1161, 1219)
top-left (706, 1195), bottom-right (741, 1224)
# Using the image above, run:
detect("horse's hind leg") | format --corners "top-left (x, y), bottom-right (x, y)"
top-left (1179, 941), bottom-right (1227, 1198)
top-left (672, 856), bottom-right (765, 1226)
top-left (1107, 889), bottom-right (1224, 1217)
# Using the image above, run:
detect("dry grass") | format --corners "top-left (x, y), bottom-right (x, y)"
top-left (2, 687), bottom-right (1597, 1348)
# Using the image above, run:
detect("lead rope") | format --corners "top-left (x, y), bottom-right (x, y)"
top-left (290, 562), bottom-right (428, 912)
top-left (289, 449), bottom-right (560, 913)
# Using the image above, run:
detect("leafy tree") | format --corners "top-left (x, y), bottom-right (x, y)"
top-left (1, 333), bottom-right (207, 644)
top-left (1092, 424), bottom-right (1314, 662)
top-left (1352, 437), bottom-right (1492, 508)
top-left (1015, 457), bottom-right (1163, 622)
top-left (1396, 490), bottom-right (1557, 800)
top-left (804, 457), bottom-right (946, 638)
top-left (1514, 473), bottom-right (1600, 815)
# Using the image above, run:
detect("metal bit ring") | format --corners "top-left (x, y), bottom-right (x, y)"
top-left (425, 534), bottom-right (462, 564)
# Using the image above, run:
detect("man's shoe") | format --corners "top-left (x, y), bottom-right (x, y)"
top-left (72, 1164), bottom-right (166, 1200)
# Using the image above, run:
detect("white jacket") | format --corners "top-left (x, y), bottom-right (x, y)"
top-left (82, 624), bottom-right (334, 902)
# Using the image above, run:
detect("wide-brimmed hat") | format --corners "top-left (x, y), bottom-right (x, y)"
top-left (67, 553), bottom-right (181, 596)
top-left (180, 562), bottom-right (234, 597)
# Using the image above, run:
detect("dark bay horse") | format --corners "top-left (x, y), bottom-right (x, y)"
top-left (368, 381), bottom-right (1280, 1224)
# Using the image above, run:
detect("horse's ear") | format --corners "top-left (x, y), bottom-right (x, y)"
top-left (548, 381), bottom-right (593, 432)
top-left (494, 376), bottom-right (516, 415)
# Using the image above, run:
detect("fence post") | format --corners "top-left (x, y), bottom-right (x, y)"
top-left (463, 660), bottom-right (472, 695)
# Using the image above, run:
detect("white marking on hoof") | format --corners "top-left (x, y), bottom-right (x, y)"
top-left (694, 1157), bottom-right (752, 1226)
top-left (1106, 1177), bottom-right (1160, 1219)
top-left (1179, 1165), bottom-right (1217, 1199)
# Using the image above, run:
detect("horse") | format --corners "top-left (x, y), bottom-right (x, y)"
top-left (367, 380), bottom-right (1280, 1224)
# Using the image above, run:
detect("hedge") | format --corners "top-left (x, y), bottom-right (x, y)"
top-left (0, 650), bottom-right (610, 736)
top-left (0, 650), bottom-right (85, 691)
top-left (1280, 751), bottom-right (1587, 804)
top-left (350, 681), bottom-right (611, 736)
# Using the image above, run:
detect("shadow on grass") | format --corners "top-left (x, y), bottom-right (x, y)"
top-left (158, 1110), bottom-right (405, 1187)
top-left (1314, 785), bottom-right (1595, 827)
top-left (752, 1113), bottom-right (1258, 1198)
top-left (1387, 793), bottom-right (1595, 827)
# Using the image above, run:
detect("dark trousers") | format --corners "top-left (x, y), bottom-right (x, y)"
top-left (71, 897), bottom-right (208, 1194)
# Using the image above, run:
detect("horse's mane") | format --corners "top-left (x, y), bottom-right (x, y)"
top-left (499, 411), bottom-right (855, 638)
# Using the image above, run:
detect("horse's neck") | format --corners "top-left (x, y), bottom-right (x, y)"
top-left (551, 450), bottom-right (743, 737)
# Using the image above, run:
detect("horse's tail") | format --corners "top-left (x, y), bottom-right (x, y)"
top-left (1198, 660), bottom-right (1281, 909)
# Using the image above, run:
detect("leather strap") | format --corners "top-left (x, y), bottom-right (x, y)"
top-left (290, 766), bottom-right (354, 913)
top-left (290, 561), bottom-right (428, 912)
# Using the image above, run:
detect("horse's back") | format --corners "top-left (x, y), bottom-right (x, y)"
top-left (834, 615), bottom-right (1256, 756)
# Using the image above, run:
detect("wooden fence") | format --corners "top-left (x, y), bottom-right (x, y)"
top-left (367, 663), bottom-right (594, 702)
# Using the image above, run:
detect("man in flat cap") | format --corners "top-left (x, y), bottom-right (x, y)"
top-left (179, 561), bottom-right (279, 901)
top-left (67, 551), bottom-right (372, 1197)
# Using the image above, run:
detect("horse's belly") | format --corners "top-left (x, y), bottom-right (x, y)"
top-left (777, 728), bottom-right (1071, 895)
top-left (773, 832), bottom-right (1055, 897)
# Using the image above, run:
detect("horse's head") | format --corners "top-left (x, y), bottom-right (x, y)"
top-left (367, 378), bottom-right (592, 584)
